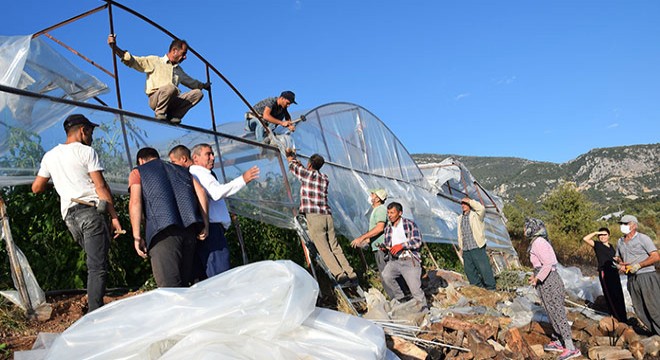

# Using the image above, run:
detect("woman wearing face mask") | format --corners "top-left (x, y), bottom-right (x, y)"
top-left (583, 227), bottom-right (627, 322)
top-left (526, 218), bottom-right (581, 360)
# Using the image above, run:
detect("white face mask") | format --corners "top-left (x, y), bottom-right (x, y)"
top-left (620, 224), bottom-right (631, 235)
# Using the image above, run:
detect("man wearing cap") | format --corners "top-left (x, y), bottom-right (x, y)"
top-left (246, 91), bottom-right (297, 143)
top-left (457, 197), bottom-right (496, 290)
top-left (32, 114), bottom-right (124, 312)
top-left (615, 214), bottom-right (660, 335)
top-left (107, 35), bottom-right (210, 124)
top-left (351, 188), bottom-right (408, 298)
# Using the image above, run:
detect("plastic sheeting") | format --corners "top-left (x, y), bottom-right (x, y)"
top-left (420, 158), bottom-right (515, 255)
top-left (0, 33), bottom-right (518, 257)
top-left (15, 260), bottom-right (388, 360)
top-left (0, 35), bottom-right (108, 157)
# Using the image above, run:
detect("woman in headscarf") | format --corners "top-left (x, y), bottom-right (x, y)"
top-left (526, 218), bottom-right (581, 360)
top-left (582, 227), bottom-right (627, 322)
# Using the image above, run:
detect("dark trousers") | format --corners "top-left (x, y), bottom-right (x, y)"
top-left (599, 265), bottom-right (627, 322)
top-left (197, 223), bottom-right (230, 278)
top-left (463, 246), bottom-right (496, 290)
top-left (64, 205), bottom-right (110, 312)
top-left (628, 271), bottom-right (660, 335)
top-left (149, 225), bottom-right (195, 287)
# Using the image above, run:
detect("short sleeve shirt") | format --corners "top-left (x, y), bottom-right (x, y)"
top-left (253, 97), bottom-right (291, 121)
top-left (616, 232), bottom-right (658, 275)
top-left (37, 143), bottom-right (103, 219)
top-left (369, 204), bottom-right (387, 251)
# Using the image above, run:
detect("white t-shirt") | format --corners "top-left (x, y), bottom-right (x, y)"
top-left (390, 220), bottom-right (407, 246)
top-left (37, 143), bottom-right (104, 219)
top-left (188, 164), bottom-right (246, 228)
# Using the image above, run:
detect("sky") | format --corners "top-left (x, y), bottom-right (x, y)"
top-left (3, 0), bottom-right (660, 163)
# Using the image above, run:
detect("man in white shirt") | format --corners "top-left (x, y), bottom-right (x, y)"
top-left (189, 143), bottom-right (259, 277)
top-left (32, 114), bottom-right (123, 312)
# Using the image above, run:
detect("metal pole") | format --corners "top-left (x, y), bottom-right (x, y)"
top-left (107, 3), bottom-right (133, 170)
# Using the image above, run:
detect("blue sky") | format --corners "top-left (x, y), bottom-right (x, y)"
top-left (3, 0), bottom-right (660, 163)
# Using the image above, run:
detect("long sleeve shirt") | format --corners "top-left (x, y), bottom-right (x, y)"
top-left (529, 236), bottom-right (557, 282)
top-left (384, 217), bottom-right (422, 262)
top-left (121, 52), bottom-right (204, 95)
top-left (189, 165), bottom-right (246, 228)
top-left (288, 160), bottom-right (331, 215)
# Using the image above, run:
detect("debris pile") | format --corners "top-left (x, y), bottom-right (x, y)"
top-left (370, 269), bottom-right (660, 360)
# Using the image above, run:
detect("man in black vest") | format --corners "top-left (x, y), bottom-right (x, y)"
top-left (128, 147), bottom-right (209, 287)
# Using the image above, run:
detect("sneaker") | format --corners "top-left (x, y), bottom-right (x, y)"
top-left (154, 113), bottom-right (168, 121)
top-left (558, 348), bottom-right (581, 360)
top-left (543, 340), bottom-right (564, 352)
top-left (168, 117), bottom-right (181, 124)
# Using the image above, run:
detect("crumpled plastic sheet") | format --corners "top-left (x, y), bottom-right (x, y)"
top-left (15, 260), bottom-right (388, 360)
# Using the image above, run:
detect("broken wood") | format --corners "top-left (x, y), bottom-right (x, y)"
top-left (504, 328), bottom-right (539, 360)
top-left (599, 316), bottom-right (620, 333)
top-left (440, 316), bottom-right (496, 340)
top-left (629, 341), bottom-right (644, 360)
top-left (389, 336), bottom-right (428, 360)
top-left (587, 345), bottom-right (633, 360)
top-left (466, 329), bottom-right (496, 359)
top-left (640, 335), bottom-right (660, 356)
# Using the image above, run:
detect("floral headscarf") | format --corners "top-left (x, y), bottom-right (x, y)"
top-left (524, 217), bottom-right (550, 254)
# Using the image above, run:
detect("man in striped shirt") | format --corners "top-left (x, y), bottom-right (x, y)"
top-left (382, 202), bottom-right (426, 307)
top-left (286, 149), bottom-right (356, 285)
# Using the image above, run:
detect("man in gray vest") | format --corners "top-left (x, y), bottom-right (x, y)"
top-left (128, 147), bottom-right (209, 287)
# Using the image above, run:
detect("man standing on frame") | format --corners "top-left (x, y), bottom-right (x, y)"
top-left (107, 34), bottom-right (210, 124)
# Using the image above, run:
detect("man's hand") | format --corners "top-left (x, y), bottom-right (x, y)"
top-left (197, 224), bottom-right (209, 241)
top-left (107, 34), bottom-right (117, 47)
top-left (281, 120), bottom-right (296, 132)
top-left (627, 263), bottom-right (641, 274)
top-left (110, 218), bottom-right (124, 239)
top-left (134, 237), bottom-right (147, 258)
top-left (242, 166), bottom-right (260, 184)
top-left (350, 237), bottom-right (368, 248)
top-left (390, 244), bottom-right (404, 255)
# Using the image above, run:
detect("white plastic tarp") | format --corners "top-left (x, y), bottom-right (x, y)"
top-left (15, 260), bottom-right (388, 360)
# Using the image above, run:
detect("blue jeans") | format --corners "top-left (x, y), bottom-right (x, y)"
top-left (64, 205), bottom-right (110, 312)
top-left (246, 117), bottom-right (275, 142)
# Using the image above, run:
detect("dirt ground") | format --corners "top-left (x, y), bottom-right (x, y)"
top-left (1, 291), bottom-right (140, 358)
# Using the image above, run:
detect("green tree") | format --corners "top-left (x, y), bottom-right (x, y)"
top-left (542, 182), bottom-right (598, 235)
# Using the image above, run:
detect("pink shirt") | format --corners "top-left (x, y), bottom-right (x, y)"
top-left (529, 237), bottom-right (557, 282)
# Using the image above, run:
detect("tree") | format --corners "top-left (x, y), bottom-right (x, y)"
top-left (542, 181), bottom-right (598, 235)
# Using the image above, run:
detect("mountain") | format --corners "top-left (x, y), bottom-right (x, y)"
top-left (412, 143), bottom-right (660, 204)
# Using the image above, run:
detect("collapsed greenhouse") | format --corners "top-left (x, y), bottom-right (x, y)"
top-left (1, 1), bottom-right (525, 358)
